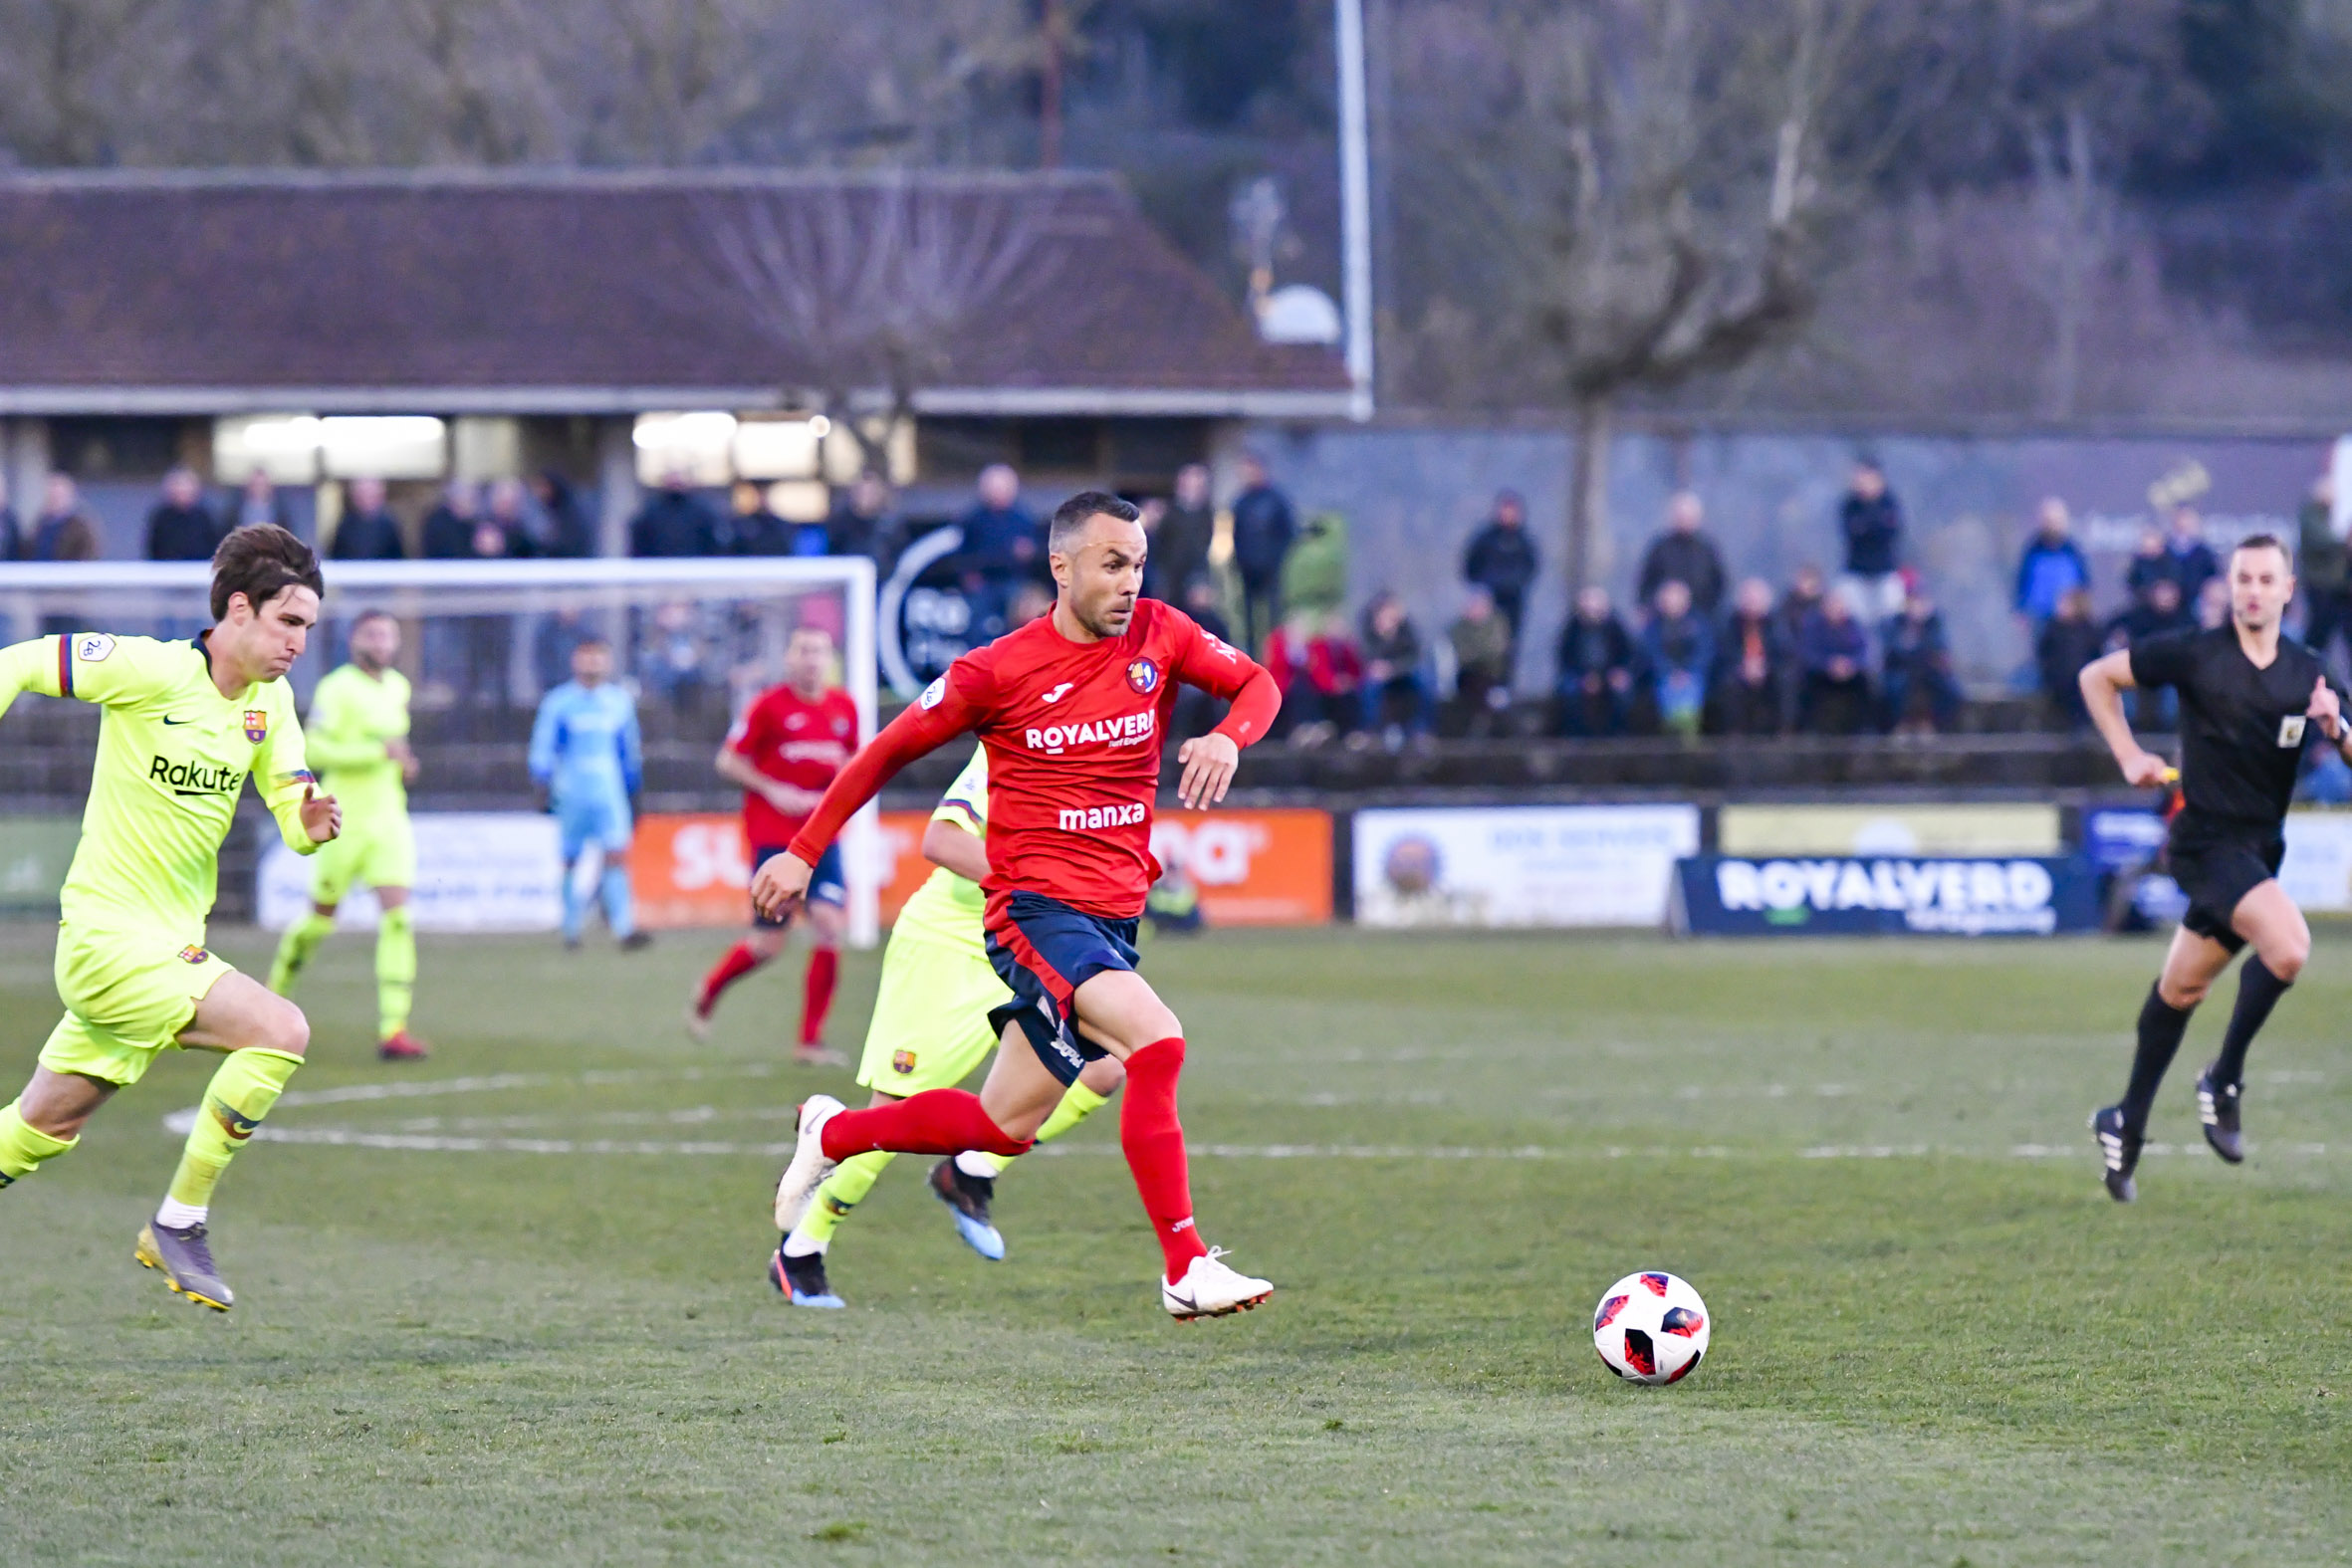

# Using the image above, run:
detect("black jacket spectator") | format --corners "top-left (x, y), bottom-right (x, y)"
top-left (1840, 487), bottom-right (1903, 576)
top-left (1636, 529), bottom-right (1727, 617)
top-left (730, 491), bottom-right (797, 557)
top-left (1797, 602), bottom-right (1872, 734)
top-left (1229, 480), bottom-right (1296, 584)
top-left (1554, 591), bottom-right (1636, 737)
top-left (0, 502), bottom-right (19, 561)
top-left (1711, 595), bottom-right (1787, 736)
top-left (1146, 497), bottom-right (1215, 602)
top-left (1462, 500), bottom-right (1540, 628)
top-left (825, 483), bottom-right (904, 567)
top-left (630, 486), bottom-right (724, 558)
top-left (421, 500), bottom-right (479, 560)
top-left (145, 502), bottom-right (223, 561)
top-left (2037, 591), bottom-right (2105, 728)
top-left (533, 472), bottom-right (596, 559)
top-left (1880, 599), bottom-right (1962, 731)
top-left (332, 505), bottom-right (407, 560)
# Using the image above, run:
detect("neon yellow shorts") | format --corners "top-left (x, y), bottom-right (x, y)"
top-left (39, 923), bottom-right (236, 1087)
top-left (309, 804), bottom-right (416, 905)
top-left (854, 933), bottom-right (1012, 1097)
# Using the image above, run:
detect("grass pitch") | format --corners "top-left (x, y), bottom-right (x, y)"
top-left (2, 923), bottom-right (2349, 1565)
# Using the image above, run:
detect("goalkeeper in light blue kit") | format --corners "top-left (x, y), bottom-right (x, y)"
top-left (529, 637), bottom-right (651, 952)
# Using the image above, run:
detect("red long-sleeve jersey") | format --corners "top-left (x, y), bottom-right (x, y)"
top-left (788, 599), bottom-right (1280, 919)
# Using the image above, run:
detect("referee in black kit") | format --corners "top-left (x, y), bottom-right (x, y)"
top-left (2078, 532), bottom-right (2352, 1202)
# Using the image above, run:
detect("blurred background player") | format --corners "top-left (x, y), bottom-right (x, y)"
top-left (2078, 534), bottom-right (2352, 1202)
top-left (529, 637), bottom-right (652, 953)
top-left (688, 625), bottom-right (855, 1063)
top-left (0, 526), bottom-right (340, 1311)
top-left (772, 746), bottom-right (1123, 1308)
top-left (267, 609), bottom-right (428, 1059)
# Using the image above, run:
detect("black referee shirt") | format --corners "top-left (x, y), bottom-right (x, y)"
top-left (2130, 627), bottom-right (2345, 829)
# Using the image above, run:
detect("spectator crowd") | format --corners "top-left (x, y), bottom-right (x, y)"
top-left (6, 443), bottom-right (2337, 754)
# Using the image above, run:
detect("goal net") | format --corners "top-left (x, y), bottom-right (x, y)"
top-left (0, 556), bottom-right (883, 945)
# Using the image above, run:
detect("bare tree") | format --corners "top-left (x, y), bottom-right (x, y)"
top-left (1401, 0), bottom-right (1962, 589)
top-left (701, 176), bottom-right (1068, 472)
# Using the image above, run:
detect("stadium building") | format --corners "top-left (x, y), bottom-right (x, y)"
top-left (0, 167), bottom-right (1352, 554)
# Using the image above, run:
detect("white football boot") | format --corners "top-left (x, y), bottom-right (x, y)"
top-left (1160, 1247), bottom-right (1273, 1320)
top-left (772, 1095), bottom-right (845, 1231)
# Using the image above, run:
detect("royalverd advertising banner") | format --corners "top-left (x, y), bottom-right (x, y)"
top-left (1675, 854), bottom-right (2100, 937)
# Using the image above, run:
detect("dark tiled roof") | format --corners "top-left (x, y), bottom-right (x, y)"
top-left (0, 169), bottom-right (1349, 414)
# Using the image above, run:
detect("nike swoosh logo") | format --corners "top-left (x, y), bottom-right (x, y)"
top-left (161, 716), bottom-right (192, 726)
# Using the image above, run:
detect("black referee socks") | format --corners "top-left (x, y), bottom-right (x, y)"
top-left (2120, 984), bottom-right (2195, 1135)
top-left (2212, 957), bottom-right (2292, 1093)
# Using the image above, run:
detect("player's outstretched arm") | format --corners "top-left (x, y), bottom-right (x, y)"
top-left (1169, 613), bottom-right (1282, 808)
top-left (0, 632), bottom-right (171, 718)
top-left (2079, 648), bottom-right (2168, 787)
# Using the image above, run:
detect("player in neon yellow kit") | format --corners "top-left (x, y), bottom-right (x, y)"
top-left (0, 526), bottom-right (341, 1311)
top-left (770, 746), bottom-right (1124, 1307)
top-left (268, 609), bottom-right (429, 1059)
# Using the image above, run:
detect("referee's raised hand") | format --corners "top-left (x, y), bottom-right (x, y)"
top-left (2307, 675), bottom-right (2346, 743)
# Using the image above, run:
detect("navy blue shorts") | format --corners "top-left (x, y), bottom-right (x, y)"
top-left (984, 890), bottom-right (1140, 1087)
top-left (752, 842), bottom-right (844, 927)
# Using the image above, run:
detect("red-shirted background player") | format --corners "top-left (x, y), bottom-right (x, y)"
top-left (752, 491), bottom-right (1284, 1320)
top-left (688, 625), bottom-right (860, 1063)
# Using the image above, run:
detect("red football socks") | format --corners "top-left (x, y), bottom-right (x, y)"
top-left (819, 1089), bottom-right (1033, 1161)
top-left (1121, 1036), bottom-right (1208, 1282)
top-left (800, 948), bottom-right (839, 1046)
top-left (696, 942), bottom-right (767, 1011)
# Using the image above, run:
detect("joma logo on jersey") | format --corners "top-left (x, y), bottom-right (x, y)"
top-left (1025, 710), bottom-right (1154, 753)
top-left (1059, 801), bottom-right (1147, 831)
top-left (149, 757), bottom-right (244, 794)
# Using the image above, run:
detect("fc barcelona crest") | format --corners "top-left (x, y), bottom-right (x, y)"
top-left (1125, 656), bottom-right (1160, 695)
top-left (177, 944), bottom-right (209, 965)
top-left (242, 709), bottom-right (268, 744)
top-left (891, 1048), bottom-right (918, 1074)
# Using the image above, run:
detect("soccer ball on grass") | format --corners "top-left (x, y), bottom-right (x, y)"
top-left (1592, 1270), bottom-right (1710, 1385)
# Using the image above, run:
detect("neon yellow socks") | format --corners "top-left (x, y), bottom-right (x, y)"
top-left (966, 1080), bottom-right (1109, 1178)
top-left (786, 1151), bottom-right (893, 1254)
top-left (0, 1101), bottom-right (77, 1189)
top-left (163, 1047), bottom-right (303, 1220)
top-left (268, 910), bottom-right (336, 995)
top-left (376, 905), bottom-right (416, 1038)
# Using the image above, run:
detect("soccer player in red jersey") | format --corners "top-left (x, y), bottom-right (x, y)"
top-left (753, 491), bottom-right (1284, 1319)
top-left (689, 625), bottom-right (860, 1064)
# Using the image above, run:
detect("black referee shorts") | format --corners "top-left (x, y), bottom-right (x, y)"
top-left (2167, 824), bottom-right (2284, 955)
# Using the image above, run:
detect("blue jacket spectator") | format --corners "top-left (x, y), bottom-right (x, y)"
top-left (1638, 579), bottom-right (1715, 735)
top-left (2161, 505), bottom-right (2220, 605)
top-left (630, 475), bottom-right (726, 558)
top-left (956, 463), bottom-right (1041, 578)
top-left (2013, 498), bottom-right (2090, 622)
top-left (0, 473), bottom-right (20, 560)
top-left (331, 477), bottom-right (407, 560)
top-left (144, 468), bottom-right (224, 561)
top-left (1797, 594), bottom-right (1872, 735)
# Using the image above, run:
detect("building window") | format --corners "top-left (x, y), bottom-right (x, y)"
top-left (214, 415), bottom-right (448, 484)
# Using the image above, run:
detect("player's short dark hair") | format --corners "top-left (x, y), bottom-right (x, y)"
top-left (2234, 532), bottom-right (2292, 565)
top-left (350, 607), bottom-right (395, 632)
top-left (210, 524), bottom-right (324, 621)
top-left (1047, 491), bottom-right (1142, 556)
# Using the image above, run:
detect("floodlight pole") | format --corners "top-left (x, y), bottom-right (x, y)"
top-left (1336, 0), bottom-right (1376, 422)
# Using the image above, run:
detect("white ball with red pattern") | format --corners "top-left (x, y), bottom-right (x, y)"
top-left (1591, 1269), bottom-right (1711, 1385)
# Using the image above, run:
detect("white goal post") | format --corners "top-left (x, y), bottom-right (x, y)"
top-left (0, 556), bottom-right (886, 947)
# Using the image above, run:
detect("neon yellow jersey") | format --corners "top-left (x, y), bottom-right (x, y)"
top-left (305, 662), bottom-right (410, 814)
top-left (0, 632), bottom-right (320, 934)
top-left (890, 747), bottom-right (988, 957)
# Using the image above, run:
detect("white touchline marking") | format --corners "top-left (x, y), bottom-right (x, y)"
top-left (157, 1070), bottom-right (2346, 1163)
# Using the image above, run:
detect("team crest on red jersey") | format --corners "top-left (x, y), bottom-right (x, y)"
top-left (1124, 656), bottom-right (1160, 695)
top-left (242, 709), bottom-right (269, 744)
